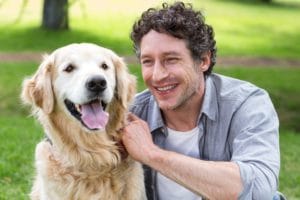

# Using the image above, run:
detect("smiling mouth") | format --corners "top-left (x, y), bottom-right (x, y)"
top-left (155, 84), bottom-right (177, 92)
top-left (64, 99), bottom-right (109, 131)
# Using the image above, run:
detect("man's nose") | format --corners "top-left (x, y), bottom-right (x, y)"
top-left (152, 61), bottom-right (168, 82)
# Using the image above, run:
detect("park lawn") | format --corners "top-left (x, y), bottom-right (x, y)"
top-left (0, 115), bottom-right (42, 200)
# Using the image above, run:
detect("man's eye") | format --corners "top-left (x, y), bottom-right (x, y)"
top-left (141, 59), bottom-right (153, 66)
top-left (165, 58), bottom-right (178, 64)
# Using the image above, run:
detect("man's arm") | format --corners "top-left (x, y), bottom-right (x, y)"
top-left (121, 113), bottom-right (243, 199)
top-left (228, 89), bottom-right (280, 199)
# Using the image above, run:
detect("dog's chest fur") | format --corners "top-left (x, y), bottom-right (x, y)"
top-left (32, 139), bottom-right (143, 200)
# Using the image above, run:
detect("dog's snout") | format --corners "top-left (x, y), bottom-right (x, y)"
top-left (86, 76), bottom-right (107, 93)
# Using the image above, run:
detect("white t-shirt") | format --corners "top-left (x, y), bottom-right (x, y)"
top-left (156, 127), bottom-right (202, 200)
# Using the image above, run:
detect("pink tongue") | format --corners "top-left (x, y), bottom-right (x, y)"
top-left (81, 101), bottom-right (109, 130)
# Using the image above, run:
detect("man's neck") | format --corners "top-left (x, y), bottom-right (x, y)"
top-left (162, 91), bottom-right (204, 132)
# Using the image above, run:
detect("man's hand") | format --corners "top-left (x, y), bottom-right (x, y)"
top-left (120, 113), bottom-right (159, 164)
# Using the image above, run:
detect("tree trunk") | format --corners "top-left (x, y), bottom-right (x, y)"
top-left (42, 0), bottom-right (69, 30)
top-left (261, 0), bottom-right (272, 3)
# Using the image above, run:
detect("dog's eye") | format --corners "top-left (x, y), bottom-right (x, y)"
top-left (64, 64), bottom-right (75, 73)
top-left (101, 63), bottom-right (108, 70)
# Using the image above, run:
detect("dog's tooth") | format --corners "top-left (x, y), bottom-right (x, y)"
top-left (76, 104), bottom-right (81, 112)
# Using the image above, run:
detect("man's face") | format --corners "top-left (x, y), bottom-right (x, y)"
top-left (140, 30), bottom-right (207, 111)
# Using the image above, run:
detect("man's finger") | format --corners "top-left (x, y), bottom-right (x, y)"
top-left (127, 113), bottom-right (139, 122)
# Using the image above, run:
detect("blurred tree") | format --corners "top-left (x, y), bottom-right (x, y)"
top-left (42, 0), bottom-right (69, 30)
top-left (227, 0), bottom-right (273, 3)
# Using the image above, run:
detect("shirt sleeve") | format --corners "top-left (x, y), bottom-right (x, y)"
top-left (230, 89), bottom-right (280, 199)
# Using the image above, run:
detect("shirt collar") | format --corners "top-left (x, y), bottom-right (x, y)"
top-left (147, 95), bottom-right (165, 133)
top-left (201, 75), bottom-right (218, 121)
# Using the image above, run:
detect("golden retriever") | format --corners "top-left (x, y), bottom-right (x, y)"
top-left (21, 43), bottom-right (146, 200)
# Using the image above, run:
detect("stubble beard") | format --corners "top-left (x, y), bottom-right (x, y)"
top-left (167, 81), bottom-right (199, 111)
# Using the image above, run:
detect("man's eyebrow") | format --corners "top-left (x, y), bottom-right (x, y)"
top-left (162, 51), bottom-right (180, 57)
top-left (140, 54), bottom-right (150, 59)
top-left (140, 51), bottom-right (181, 59)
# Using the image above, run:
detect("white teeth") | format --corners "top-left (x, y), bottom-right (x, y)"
top-left (76, 104), bottom-right (81, 112)
top-left (157, 85), bottom-right (176, 91)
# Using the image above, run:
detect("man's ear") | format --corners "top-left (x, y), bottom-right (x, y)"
top-left (199, 51), bottom-right (211, 72)
top-left (21, 55), bottom-right (54, 114)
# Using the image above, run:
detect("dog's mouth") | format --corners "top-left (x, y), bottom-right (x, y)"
top-left (64, 99), bottom-right (109, 131)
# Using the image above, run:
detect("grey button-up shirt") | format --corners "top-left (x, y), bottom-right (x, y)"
top-left (130, 73), bottom-right (280, 200)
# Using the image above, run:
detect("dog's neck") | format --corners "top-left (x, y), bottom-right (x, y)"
top-left (39, 110), bottom-right (128, 171)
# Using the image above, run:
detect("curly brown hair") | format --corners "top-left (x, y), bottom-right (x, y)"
top-left (130, 1), bottom-right (217, 75)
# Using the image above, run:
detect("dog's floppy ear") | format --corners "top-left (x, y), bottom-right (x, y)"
top-left (21, 55), bottom-right (54, 114)
top-left (113, 55), bottom-right (136, 109)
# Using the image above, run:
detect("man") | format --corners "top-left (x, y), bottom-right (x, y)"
top-left (121, 2), bottom-right (281, 200)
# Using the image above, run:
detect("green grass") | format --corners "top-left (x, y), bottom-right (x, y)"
top-left (0, 62), bottom-right (299, 199)
top-left (201, 0), bottom-right (300, 58)
top-left (0, 0), bottom-right (300, 58)
top-left (0, 62), bottom-right (37, 116)
top-left (0, 116), bottom-right (42, 200)
top-left (279, 130), bottom-right (300, 199)
top-left (0, 19), bottom-right (133, 55)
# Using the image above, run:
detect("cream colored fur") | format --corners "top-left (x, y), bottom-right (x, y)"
top-left (21, 43), bottom-right (146, 200)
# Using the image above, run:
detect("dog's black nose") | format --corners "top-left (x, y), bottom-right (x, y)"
top-left (86, 76), bottom-right (107, 93)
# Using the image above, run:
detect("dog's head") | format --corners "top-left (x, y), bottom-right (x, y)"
top-left (21, 43), bottom-right (135, 132)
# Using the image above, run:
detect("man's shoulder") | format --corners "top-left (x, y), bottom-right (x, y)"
top-left (209, 73), bottom-right (267, 102)
top-left (132, 89), bottom-right (152, 106)
top-left (129, 89), bottom-right (153, 118)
